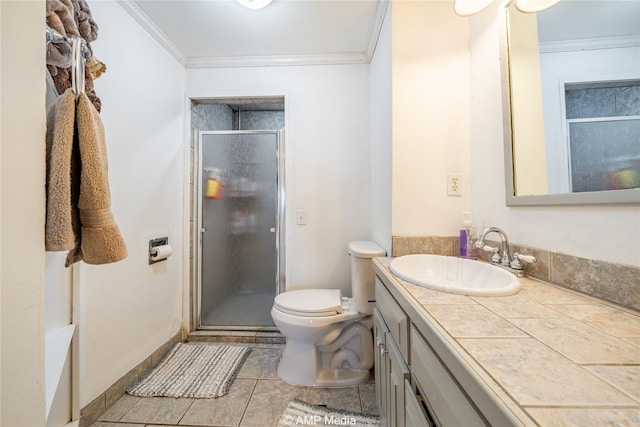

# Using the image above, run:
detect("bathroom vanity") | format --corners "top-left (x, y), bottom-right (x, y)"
top-left (373, 257), bottom-right (640, 427)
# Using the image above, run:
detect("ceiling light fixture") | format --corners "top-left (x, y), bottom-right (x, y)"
top-left (453, 0), bottom-right (495, 16)
top-left (514, 0), bottom-right (561, 13)
top-left (236, 0), bottom-right (273, 10)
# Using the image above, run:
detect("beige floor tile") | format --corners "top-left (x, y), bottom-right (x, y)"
top-left (179, 379), bottom-right (257, 426)
top-left (98, 394), bottom-right (140, 422)
top-left (240, 379), bottom-right (306, 426)
top-left (237, 347), bottom-right (281, 380)
top-left (304, 386), bottom-right (361, 413)
top-left (91, 343), bottom-right (387, 427)
top-left (91, 423), bottom-right (144, 427)
top-left (120, 397), bottom-right (193, 424)
top-left (359, 382), bottom-right (378, 415)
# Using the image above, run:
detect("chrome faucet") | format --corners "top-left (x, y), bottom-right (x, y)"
top-left (476, 227), bottom-right (511, 266)
top-left (475, 227), bottom-right (537, 277)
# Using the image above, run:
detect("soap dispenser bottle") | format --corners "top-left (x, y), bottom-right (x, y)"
top-left (459, 212), bottom-right (477, 259)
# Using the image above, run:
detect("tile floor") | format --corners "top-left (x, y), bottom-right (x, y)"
top-left (91, 343), bottom-right (378, 427)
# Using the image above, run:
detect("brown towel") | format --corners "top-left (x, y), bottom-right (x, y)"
top-left (46, 0), bottom-right (77, 68)
top-left (45, 89), bottom-right (127, 265)
top-left (66, 92), bottom-right (127, 266)
top-left (46, 0), bottom-right (104, 112)
top-left (48, 63), bottom-right (102, 113)
top-left (45, 89), bottom-right (78, 251)
top-left (72, 0), bottom-right (98, 43)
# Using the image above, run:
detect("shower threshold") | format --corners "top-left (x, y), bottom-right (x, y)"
top-left (197, 325), bottom-right (278, 332)
top-left (189, 329), bottom-right (284, 345)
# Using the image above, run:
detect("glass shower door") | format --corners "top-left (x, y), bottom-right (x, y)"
top-left (198, 131), bottom-right (281, 328)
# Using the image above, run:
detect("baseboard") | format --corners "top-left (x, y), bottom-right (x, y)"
top-left (78, 330), bottom-right (183, 427)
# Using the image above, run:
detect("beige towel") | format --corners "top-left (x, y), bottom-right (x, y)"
top-left (46, 89), bottom-right (78, 251)
top-left (45, 89), bottom-right (127, 265)
top-left (66, 92), bottom-right (127, 266)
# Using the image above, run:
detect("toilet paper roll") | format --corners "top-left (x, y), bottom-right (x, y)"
top-left (151, 244), bottom-right (173, 261)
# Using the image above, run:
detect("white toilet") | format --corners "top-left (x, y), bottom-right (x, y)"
top-left (271, 241), bottom-right (386, 387)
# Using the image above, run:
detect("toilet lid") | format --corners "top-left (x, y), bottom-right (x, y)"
top-left (274, 289), bottom-right (343, 317)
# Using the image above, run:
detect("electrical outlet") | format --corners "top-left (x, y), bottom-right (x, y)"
top-left (447, 174), bottom-right (462, 196)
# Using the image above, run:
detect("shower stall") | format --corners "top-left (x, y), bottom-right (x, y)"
top-left (196, 129), bottom-right (284, 329)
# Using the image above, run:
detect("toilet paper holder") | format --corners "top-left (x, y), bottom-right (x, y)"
top-left (149, 237), bottom-right (169, 265)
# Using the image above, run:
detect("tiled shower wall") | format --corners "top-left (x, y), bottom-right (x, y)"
top-left (236, 110), bottom-right (284, 131)
top-left (392, 236), bottom-right (640, 312)
top-left (565, 84), bottom-right (640, 119)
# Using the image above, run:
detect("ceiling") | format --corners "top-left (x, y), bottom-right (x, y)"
top-left (124, 0), bottom-right (388, 67)
top-left (122, 0), bottom-right (638, 68)
top-left (537, 0), bottom-right (640, 43)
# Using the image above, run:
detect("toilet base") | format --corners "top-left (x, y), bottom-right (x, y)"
top-left (313, 367), bottom-right (370, 387)
top-left (277, 338), bottom-right (371, 387)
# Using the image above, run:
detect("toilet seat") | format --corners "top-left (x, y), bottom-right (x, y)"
top-left (274, 289), bottom-right (344, 317)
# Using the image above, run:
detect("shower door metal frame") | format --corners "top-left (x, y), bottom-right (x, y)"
top-left (194, 130), bottom-right (285, 331)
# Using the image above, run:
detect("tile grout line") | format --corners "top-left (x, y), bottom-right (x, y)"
top-left (175, 398), bottom-right (197, 427)
top-left (237, 377), bottom-right (259, 427)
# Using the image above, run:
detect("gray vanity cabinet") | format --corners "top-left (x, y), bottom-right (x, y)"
top-left (374, 308), bottom-right (389, 417)
top-left (410, 327), bottom-right (485, 426)
top-left (375, 278), bottom-right (426, 427)
top-left (373, 305), bottom-right (410, 427)
top-left (375, 275), bottom-right (486, 427)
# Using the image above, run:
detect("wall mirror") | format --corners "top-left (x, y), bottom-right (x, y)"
top-left (500, 0), bottom-right (640, 205)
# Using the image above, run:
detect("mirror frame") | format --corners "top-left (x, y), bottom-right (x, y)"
top-left (499, 4), bottom-right (640, 206)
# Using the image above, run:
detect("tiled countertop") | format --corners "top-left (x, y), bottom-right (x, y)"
top-left (373, 257), bottom-right (640, 426)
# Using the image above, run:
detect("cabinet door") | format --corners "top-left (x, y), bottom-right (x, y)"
top-left (373, 308), bottom-right (389, 420)
top-left (375, 278), bottom-right (409, 361)
top-left (405, 380), bottom-right (434, 427)
top-left (386, 332), bottom-right (410, 427)
top-left (411, 327), bottom-right (487, 426)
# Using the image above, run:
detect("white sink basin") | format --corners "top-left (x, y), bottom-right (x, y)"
top-left (389, 254), bottom-right (521, 296)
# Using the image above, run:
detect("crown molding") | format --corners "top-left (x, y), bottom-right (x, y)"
top-left (539, 35), bottom-right (640, 54)
top-left (366, 0), bottom-right (390, 62)
top-left (186, 53), bottom-right (369, 69)
top-left (116, 0), bottom-right (187, 66)
top-left (118, 0), bottom-right (388, 69)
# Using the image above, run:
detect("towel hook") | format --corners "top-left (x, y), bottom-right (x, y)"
top-left (71, 37), bottom-right (86, 97)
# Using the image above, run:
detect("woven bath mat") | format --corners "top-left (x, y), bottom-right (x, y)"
top-left (127, 343), bottom-right (251, 398)
top-left (278, 399), bottom-right (381, 427)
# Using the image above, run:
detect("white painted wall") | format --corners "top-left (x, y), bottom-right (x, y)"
top-left (1, 1), bottom-right (47, 425)
top-left (469, 4), bottom-right (640, 267)
top-left (391, 1), bottom-right (472, 238)
top-left (187, 64), bottom-right (371, 296)
top-left (79, 1), bottom-right (186, 406)
top-left (369, 5), bottom-right (393, 256)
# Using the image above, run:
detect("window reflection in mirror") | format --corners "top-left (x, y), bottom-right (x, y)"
top-left (506, 0), bottom-right (640, 197)
top-left (566, 80), bottom-right (640, 192)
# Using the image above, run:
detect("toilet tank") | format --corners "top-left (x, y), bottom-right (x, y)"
top-left (349, 241), bottom-right (386, 314)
